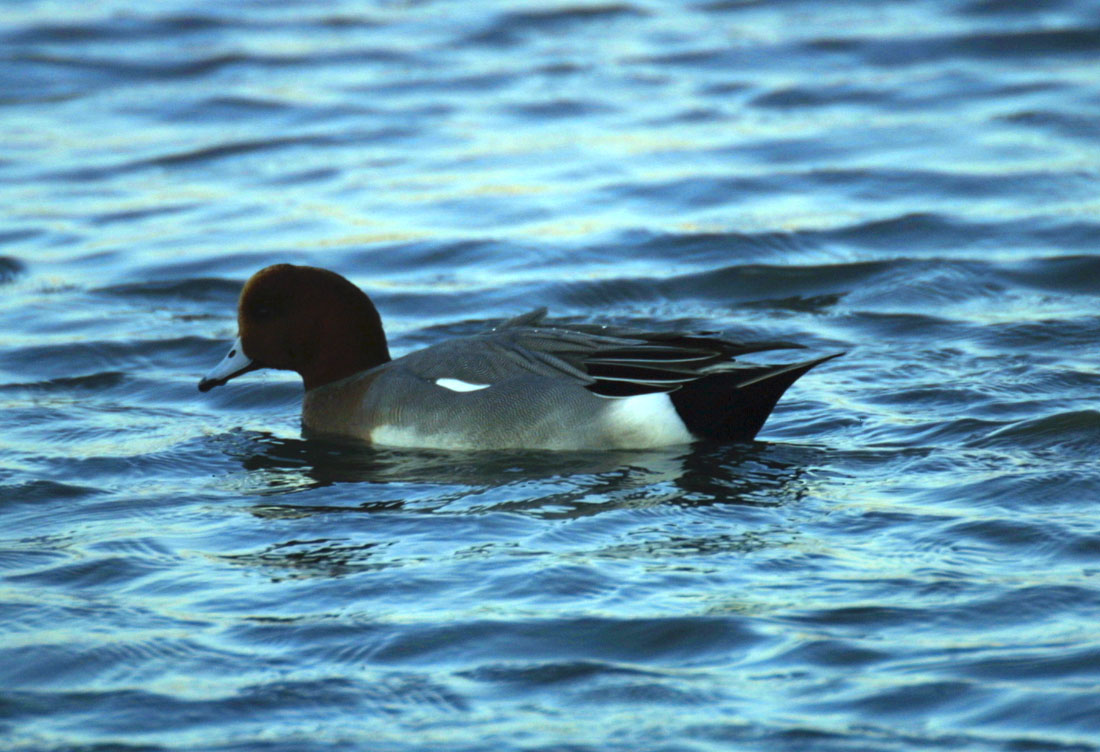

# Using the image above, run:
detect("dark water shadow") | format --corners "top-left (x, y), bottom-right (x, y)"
top-left (215, 430), bottom-right (819, 519)
top-left (207, 432), bottom-right (825, 580)
top-left (0, 255), bottom-right (26, 284)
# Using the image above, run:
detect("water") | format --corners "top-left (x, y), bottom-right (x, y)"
top-left (2, 0), bottom-right (1099, 749)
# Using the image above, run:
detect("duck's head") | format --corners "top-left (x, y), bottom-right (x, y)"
top-left (199, 264), bottom-right (390, 393)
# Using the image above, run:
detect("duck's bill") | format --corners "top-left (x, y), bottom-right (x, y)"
top-left (198, 337), bottom-right (257, 392)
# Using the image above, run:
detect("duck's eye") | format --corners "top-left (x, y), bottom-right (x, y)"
top-left (250, 302), bottom-right (277, 319)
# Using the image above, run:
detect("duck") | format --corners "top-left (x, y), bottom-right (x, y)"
top-left (198, 264), bottom-right (841, 450)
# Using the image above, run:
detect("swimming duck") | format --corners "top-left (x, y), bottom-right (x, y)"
top-left (199, 264), bottom-right (839, 450)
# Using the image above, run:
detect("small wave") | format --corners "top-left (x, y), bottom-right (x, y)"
top-left (998, 108), bottom-right (1100, 143)
top-left (136, 134), bottom-right (343, 170)
top-left (824, 213), bottom-right (1100, 255)
top-left (593, 227), bottom-right (826, 265)
top-left (0, 371), bottom-right (127, 392)
top-left (0, 479), bottom-right (103, 506)
top-left (464, 4), bottom-right (645, 47)
top-left (598, 168), bottom-right (1093, 215)
top-left (505, 97), bottom-right (613, 121)
top-left (959, 0), bottom-right (1078, 15)
top-left (807, 26), bottom-right (1100, 67)
top-left (0, 255), bottom-right (26, 284)
top-left (88, 203), bottom-right (196, 227)
top-left (549, 257), bottom-right (887, 313)
top-left (13, 50), bottom-right (266, 82)
top-left (219, 538), bottom-right (392, 579)
top-left (360, 70), bottom-right (514, 96)
top-left (972, 316), bottom-right (1100, 351)
top-left (4, 12), bottom-right (385, 47)
top-left (0, 230), bottom-right (39, 249)
top-left (152, 94), bottom-right (371, 126)
top-left (0, 336), bottom-right (220, 382)
top-left (50, 127), bottom-right (416, 182)
top-left (1004, 254), bottom-right (1100, 295)
top-left (93, 278), bottom-right (242, 302)
top-left (751, 83), bottom-right (887, 110)
top-left (5, 45), bottom-right (412, 107)
top-left (459, 659), bottom-right (660, 686)
top-left (6, 554), bottom-right (167, 590)
top-left (971, 410), bottom-right (1100, 453)
top-left (2, 676), bottom-right (466, 736)
top-left (366, 616), bottom-right (764, 665)
top-left (2, 14), bottom-right (233, 46)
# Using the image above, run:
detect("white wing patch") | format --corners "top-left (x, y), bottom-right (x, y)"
top-left (434, 378), bottom-right (491, 392)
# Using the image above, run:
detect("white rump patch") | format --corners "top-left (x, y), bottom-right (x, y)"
top-left (604, 392), bottom-right (693, 447)
top-left (434, 377), bottom-right (491, 392)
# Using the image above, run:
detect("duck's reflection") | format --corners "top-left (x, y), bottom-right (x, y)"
top-left (213, 430), bottom-right (828, 580)
top-left (217, 429), bottom-right (820, 516)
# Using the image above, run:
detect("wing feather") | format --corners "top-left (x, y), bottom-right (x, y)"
top-left (399, 308), bottom-right (816, 399)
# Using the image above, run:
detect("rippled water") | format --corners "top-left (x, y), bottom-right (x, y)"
top-left (3, 1), bottom-right (1100, 750)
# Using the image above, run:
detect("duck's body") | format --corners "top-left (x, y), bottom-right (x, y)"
top-left (199, 264), bottom-right (840, 450)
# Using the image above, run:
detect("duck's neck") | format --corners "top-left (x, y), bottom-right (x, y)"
top-left (300, 300), bottom-right (391, 392)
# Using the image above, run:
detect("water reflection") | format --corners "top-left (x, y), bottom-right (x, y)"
top-left (219, 429), bottom-right (817, 514)
top-left (212, 431), bottom-right (823, 582)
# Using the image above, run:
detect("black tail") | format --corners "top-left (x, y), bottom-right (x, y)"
top-left (669, 353), bottom-right (843, 442)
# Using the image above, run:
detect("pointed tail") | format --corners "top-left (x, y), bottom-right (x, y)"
top-left (670, 352), bottom-right (843, 442)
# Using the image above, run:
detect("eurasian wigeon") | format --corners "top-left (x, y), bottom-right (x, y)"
top-left (199, 264), bottom-right (841, 450)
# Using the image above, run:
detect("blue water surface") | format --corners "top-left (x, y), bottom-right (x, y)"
top-left (2, 1), bottom-right (1100, 750)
